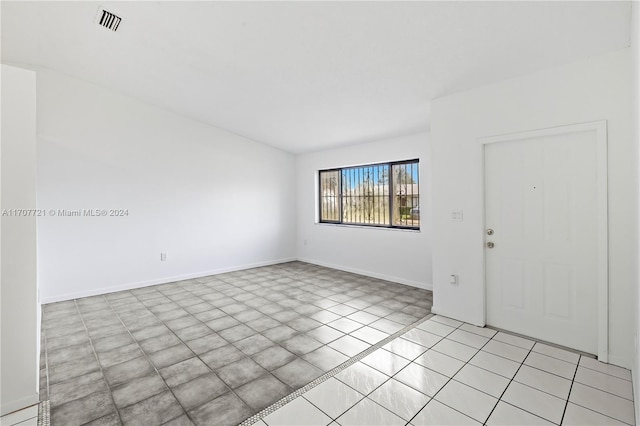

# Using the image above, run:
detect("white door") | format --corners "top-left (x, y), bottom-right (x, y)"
top-left (484, 122), bottom-right (607, 356)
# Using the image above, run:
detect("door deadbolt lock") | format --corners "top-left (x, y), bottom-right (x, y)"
top-left (487, 242), bottom-right (495, 248)
top-left (486, 229), bottom-right (494, 235)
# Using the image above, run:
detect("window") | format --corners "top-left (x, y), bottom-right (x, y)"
top-left (319, 159), bottom-right (419, 229)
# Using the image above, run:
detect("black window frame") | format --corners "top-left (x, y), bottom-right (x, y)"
top-left (318, 159), bottom-right (420, 230)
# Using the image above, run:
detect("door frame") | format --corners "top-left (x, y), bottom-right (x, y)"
top-left (478, 120), bottom-right (608, 361)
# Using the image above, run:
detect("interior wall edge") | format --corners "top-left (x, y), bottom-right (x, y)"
top-left (631, 0), bottom-right (640, 421)
top-left (1, 64), bottom-right (39, 416)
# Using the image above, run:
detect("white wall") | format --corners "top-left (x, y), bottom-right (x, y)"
top-left (431, 48), bottom-right (635, 368)
top-left (36, 70), bottom-right (296, 303)
top-left (1, 65), bottom-right (39, 414)
top-left (632, 1), bottom-right (640, 420)
top-left (296, 132), bottom-right (432, 289)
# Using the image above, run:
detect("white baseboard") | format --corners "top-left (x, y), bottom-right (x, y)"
top-left (297, 257), bottom-right (432, 291)
top-left (1, 394), bottom-right (39, 417)
top-left (430, 305), bottom-right (484, 327)
top-left (431, 305), bottom-right (633, 372)
top-left (40, 257), bottom-right (297, 304)
top-left (40, 257), bottom-right (431, 304)
top-left (607, 353), bottom-right (632, 370)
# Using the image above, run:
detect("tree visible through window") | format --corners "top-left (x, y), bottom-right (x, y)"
top-left (319, 160), bottom-right (419, 229)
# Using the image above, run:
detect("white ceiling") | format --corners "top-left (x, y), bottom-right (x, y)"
top-left (1, 1), bottom-right (631, 154)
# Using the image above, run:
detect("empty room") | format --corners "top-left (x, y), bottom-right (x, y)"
top-left (1, 1), bottom-right (639, 425)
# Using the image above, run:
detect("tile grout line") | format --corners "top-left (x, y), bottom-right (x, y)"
top-left (569, 374), bottom-right (635, 402)
top-left (402, 320), bottom-right (486, 425)
top-left (339, 334), bottom-right (449, 425)
top-left (319, 320), bottom-right (574, 426)
top-left (149, 267), bottom-right (428, 420)
top-left (239, 313), bottom-right (436, 426)
top-left (426, 329), bottom-right (618, 425)
top-left (488, 346), bottom-right (633, 423)
top-left (565, 390), bottom-right (636, 425)
top-left (146, 278), bottom-right (307, 417)
top-left (284, 317), bottom-right (498, 425)
top-left (577, 363), bottom-right (633, 382)
top-left (480, 339), bottom-right (536, 425)
top-left (566, 403), bottom-right (635, 426)
top-left (340, 327), bottom-right (453, 425)
top-left (103, 291), bottom-right (242, 425)
top-left (405, 325), bottom-right (577, 425)
top-left (559, 354), bottom-right (581, 426)
top-left (118, 278), bottom-right (331, 423)
top-left (73, 299), bottom-right (125, 426)
top-left (123, 270), bottom-right (425, 424)
top-left (325, 317), bottom-right (497, 425)
top-left (52, 295), bottom-right (628, 426)
top-left (438, 331), bottom-right (586, 424)
top-left (43, 272), bottom-right (631, 426)
top-left (150, 270), bottom-right (339, 362)
top-left (297, 327), bottom-right (440, 425)
top-left (102, 293), bottom-right (192, 422)
top-left (39, 264), bottom-right (432, 425)
top-left (434, 329), bottom-right (632, 425)
top-left (445, 333), bottom-right (601, 401)
top-left (227, 275), bottom-right (420, 348)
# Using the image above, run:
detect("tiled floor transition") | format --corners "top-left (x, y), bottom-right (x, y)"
top-left (258, 315), bottom-right (636, 426)
top-left (35, 261), bottom-right (636, 425)
top-left (39, 262), bottom-right (432, 425)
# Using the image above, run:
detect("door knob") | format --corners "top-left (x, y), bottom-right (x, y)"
top-left (487, 242), bottom-right (495, 248)
top-left (486, 229), bottom-right (494, 235)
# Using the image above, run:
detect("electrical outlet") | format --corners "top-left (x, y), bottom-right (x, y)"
top-left (304, 239), bottom-right (308, 246)
top-left (449, 275), bottom-right (458, 285)
top-left (160, 253), bottom-right (167, 261)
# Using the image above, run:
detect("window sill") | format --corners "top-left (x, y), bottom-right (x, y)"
top-left (315, 222), bottom-right (420, 233)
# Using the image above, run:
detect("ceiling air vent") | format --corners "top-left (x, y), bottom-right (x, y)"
top-left (95, 7), bottom-right (122, 32)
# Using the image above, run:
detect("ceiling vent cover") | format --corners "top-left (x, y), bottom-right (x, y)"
top-left (95, 7), bottom-right (122, 32)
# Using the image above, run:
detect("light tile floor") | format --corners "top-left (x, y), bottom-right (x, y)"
top-left (258, 315), bottom-right (636, 426)
top-left (0, 404), bottom-right (38, 426)
top-left (40, 262), bottom-right (432, 425)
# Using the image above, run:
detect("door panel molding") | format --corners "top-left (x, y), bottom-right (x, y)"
top-left (479, 120), bottom-right (608, 362)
